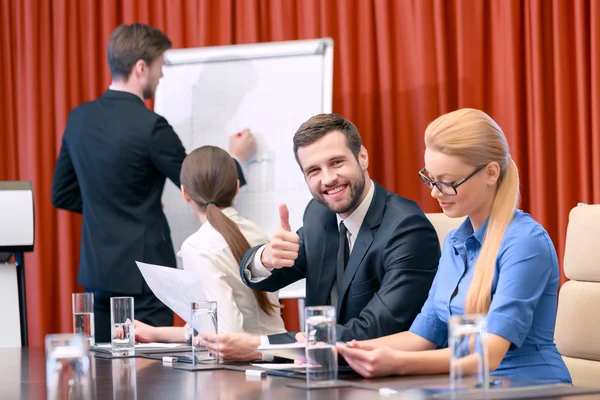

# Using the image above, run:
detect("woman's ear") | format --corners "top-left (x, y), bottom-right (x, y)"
top-left (235, 179), bottom-right (240, 196)
top-left (181, 185), bottom-right (191, 203)
top-left (486, 162), bottom-right (501, 186)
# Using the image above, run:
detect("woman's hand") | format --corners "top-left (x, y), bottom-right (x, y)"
top-left (336, 340), bottom-right (404, 378)
top-left (133, 319), bottom-right (157, 343)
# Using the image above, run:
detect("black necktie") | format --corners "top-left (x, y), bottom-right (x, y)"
top-left (336, 221), bottom-right (350, 286)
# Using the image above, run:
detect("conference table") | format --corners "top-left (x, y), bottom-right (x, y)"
top-left (2, 347), bottom-right (599, 399)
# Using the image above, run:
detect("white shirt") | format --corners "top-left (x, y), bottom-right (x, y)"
top-left (248, 181), bottom-right (376, 306)
top-left (178, 207), bottom-right (286, 336)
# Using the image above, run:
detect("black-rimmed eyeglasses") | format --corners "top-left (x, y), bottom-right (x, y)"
top-left (418, 165), bottom-right (486, 196)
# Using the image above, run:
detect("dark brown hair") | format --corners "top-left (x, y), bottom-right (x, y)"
top-left (293, 113), bottom-right (363, 167)
top-left (107, 23), bottom-right (172, 80)
top-left (180, 146), bottom-right (279, 316)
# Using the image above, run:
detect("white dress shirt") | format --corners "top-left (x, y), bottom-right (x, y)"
top-left (248, 181), bottom-right (376, 306)
top-left (178, 207), bottom-right (286, 336)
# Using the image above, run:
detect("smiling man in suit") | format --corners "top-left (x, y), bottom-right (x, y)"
top-left (200, 113), bottom-right (441, 362)
top-left (51, 23), bottom-right (255, 342)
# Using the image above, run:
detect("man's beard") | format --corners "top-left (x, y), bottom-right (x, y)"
top-left (312, 173), bottom-right (366, 215)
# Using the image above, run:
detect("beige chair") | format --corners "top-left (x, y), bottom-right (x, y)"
top-left (554, 204), bottom-right (600, 387)
top-left (426, 213), bottom-right (466, 250)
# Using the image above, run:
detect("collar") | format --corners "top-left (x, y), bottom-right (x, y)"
top-left (336, 180), bottom-right (375, 236)
top-left (108, 84), bottom-right (144, 102)
top-left (450, 216), bottom-right (490, 247)
top-left (220, 207), bottom-right (238, 218)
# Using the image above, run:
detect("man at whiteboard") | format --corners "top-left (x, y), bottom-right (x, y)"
top-left (200, 113), bottom-right (440, 361)
top-left (51, 23), bottom-right (256, 343)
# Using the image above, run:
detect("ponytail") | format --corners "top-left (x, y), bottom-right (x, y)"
top-left (465, 159), bottom-right (519, 314)
top-left (204, 203), bottom-right (280, 316)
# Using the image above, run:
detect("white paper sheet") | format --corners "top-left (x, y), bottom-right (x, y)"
top-left (250, 363), bottom-right (312, 370)
top-left (136, 261), bottom-right (206, 327)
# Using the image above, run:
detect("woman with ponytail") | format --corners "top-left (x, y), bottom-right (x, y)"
top-left (134, 146), bottom-right (285, 342)
top-left (337, 109), bottom-right (571, 384)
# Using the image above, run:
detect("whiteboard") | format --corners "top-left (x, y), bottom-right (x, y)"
top-left (155, 39), bottom-right (333, 273)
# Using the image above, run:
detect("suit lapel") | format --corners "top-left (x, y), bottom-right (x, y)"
top-left (336, 183), bottom-right (386, 315)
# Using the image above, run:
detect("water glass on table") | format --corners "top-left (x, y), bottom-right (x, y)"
top-left (449, 314), bottom-right (490, 394)
top-left (72, 293), bottom-right (95, 346)
top-left (191, 301), bottom-right (218, 366)
top-left (305, 306), bottom-right (338, 386)
top-left (45, 333), bottom-right (93, 400)
top-left (110, 297), bottom-right (135, 356)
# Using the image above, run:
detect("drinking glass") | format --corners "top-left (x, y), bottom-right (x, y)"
top-left (449, 314), bottom-right (489, 394)
top-left (191, 301), bottom-right (218, 366)
top-left (72, 293), bottom-right (95, 346)
top-left (305, 306), bottom-right (338, 386)
top-left (45, 333), bottom-right (92, 400)
top-left (110, 297), bottom-right (135, 356)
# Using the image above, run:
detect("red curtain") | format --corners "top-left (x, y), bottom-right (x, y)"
top-left (1, 0), bottom-right (598, 347)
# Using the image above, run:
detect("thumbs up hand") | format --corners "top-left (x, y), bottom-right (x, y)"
top-left (261, 204), bottom-right (300, 269)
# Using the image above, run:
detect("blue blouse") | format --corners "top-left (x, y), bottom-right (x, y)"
top-left (410, 211), bottom-right (571, 384)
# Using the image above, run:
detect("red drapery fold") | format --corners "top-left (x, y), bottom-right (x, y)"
top-left (1, 0), bottom-right (598, 346)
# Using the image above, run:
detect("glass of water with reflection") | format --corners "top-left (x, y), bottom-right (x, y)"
top-left (72, 293), bottom-right (95, 346)
top-left (110, 297), bottom-right (135, 356)
top-left (191, 301), bottom-right (218, 366)
top-left (449, 314), bottom-right (489, 394)
top-left (305, 306), bottom-right (338, 386)
top-left (45, 333), bottom-right (92, 400)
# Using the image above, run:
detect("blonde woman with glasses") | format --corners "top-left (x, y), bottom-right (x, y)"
top-left (337, 108), bottom-right (571, 384)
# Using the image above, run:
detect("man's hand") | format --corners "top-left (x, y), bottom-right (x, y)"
top-left (199, 332), bottom-right (262, 363)
top-left (261, 204), bottom-right (300, 269)
top-left (229, 128), bottom-right (256, 162)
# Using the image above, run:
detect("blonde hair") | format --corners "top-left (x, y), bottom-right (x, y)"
top-left (424, 108), bottom-right (519, 314)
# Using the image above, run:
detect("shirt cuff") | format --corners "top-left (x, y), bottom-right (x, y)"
top-left (260, 335), bottom-right (270, 346)
top-left (409, 313), bottom-right (449, 347)
top-left (248, 245), bottom-right (273, 282)
top-left (487, 312), bottom-right (528, 348)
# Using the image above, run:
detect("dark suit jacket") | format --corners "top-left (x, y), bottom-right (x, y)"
top-left (241, 182), bottom-right (440, 342)
top-left (52, 90), bottom-right (245, 294)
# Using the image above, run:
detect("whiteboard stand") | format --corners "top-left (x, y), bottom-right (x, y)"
top-left (0, 181), bottom-right (35, 347)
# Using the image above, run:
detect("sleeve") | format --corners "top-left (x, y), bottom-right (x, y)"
top-left (336, 211), bottom-right (441, 341)
top-left (232, 157), bottom-right (247, 187)
top-left (486, 228), bottom-right (556, 348)
top-left (409, 270), bottom-right (449, 347)
top-left (51, 135), bottom-right (83, 213)
top-left (240, 227), bottom-right (308, 292)
top-left (180, 245), bottom-right (245, 333)
top-left (247, 246), bottom-right (273, 282)
top-left (148, 116), bottom-right (187, 188)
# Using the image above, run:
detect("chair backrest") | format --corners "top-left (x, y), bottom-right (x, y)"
top-left (554, 204), bottom-right (600, 387)
top-left (425, 213), bottom-right (466, 250)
